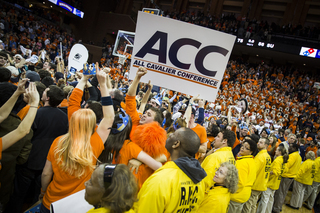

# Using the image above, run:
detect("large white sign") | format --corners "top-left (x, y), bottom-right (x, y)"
top-left (129, 11), bottom-right (236, 102)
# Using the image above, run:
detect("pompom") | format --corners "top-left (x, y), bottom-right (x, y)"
top-left (132, 122), bottom-right (167, 158)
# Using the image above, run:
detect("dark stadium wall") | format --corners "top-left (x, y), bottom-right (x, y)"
top-left (68, 0), bottom-right (135, 46)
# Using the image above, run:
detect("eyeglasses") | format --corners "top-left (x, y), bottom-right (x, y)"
top-left (15, 58), bottom-right (21, 61)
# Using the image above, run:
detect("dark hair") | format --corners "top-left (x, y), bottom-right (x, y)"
top-left (101, 164), bottom-right (138, 213)
top-left (210, 124), bottom-right (220, 137)
top-left (148, 107), bottom-right (164, 125)
top-left (0, 67), bottom-right (11, 82)
top-left (0, 51), bottom-right (8, 60)
top-left (35, 81), bottom-right (46, 100)
top-left (35, 63), bottom-right (43, 71)
top-left (277, 146), bottom-right (289, 164)
top-left (41, 76), bottom-right (54, 87)
top-left (87, 101), bottom-right (103, 122)
top-left (47, 85), bottom-right (64, 107)
top-left (164, 110), bottom-right (172, 127)
top-left (99, 111), bottom-right (132, 163)
top-left (221, 129), bottom-right (236, 148)
top-left (291, 143), bottom-right (299, 152)
top-left (261, 127), bottom-right (270, 137)
top-left (0, 82), bottom-right (23, 112)
top-left (240, 98), bottom-right (248, 114)
top-left (49, 63), bottom-right (56, 71)
top-left (38, 69), bottom-right (51, 80)
top-left (243, 139), bottom-right (257, 155)
top-left (176, 128), bottom-right (200, 157)
top-left (248, 134), bottom-right (260, 143)
top-left (112, 89), bottom-right (124, 102)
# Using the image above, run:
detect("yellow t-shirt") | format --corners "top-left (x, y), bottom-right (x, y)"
top-left (252, 150), bottom-right (271, 191)
top-left (267, 156), bottom-right (287, 190)
top-left (201, 147), bottom-right (235, 191)
top-left (87, 207), bottom-right (134, 213)
top-left (314, 157), bottom-right (320, 183)
top-left (282, 151), bottom-right (302, 178)
top-left (134, 161), bottom-right (206, 213)
top-left (231, 155), bottom-right (256, 203)
top-left (197, 186), bottom-right (230, 213)
top-left (295, 159), bottom-right (316, 185)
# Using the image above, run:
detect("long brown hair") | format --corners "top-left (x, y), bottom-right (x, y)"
top-left (277, 146), bottom-right (289, 164)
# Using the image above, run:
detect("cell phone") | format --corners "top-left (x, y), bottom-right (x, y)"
top-left (25, 80), bottom-right (30, 88)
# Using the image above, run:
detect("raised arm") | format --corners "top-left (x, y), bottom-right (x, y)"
top-left (126, 67), bottom-right (148, 126)
top-left (196, 99), bottom-right (205, 124)
top-left (67, 72), bottom-right (91, 120)
top-left (138, 81), bottom-right (152, 114)
top-left (95, 63), bottom-right (115, 142)
top-left (127, 66), bottom-right (147, 97)
top-left (0, 79), bottom-right (28, 123)
top-left (2, 82), bottom-right (39, 150)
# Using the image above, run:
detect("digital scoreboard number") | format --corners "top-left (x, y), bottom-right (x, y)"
top-left (236, 38), bottom-right (275, 49)
top-left (142, 8), bottom-right (162, 16)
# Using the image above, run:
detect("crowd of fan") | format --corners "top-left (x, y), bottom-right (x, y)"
top-left (164, 11), bottom-right (320, 41)
top-left (0, 2), bottom-right (76, 66)
top-left (1, 4), bottom-right (320, 213)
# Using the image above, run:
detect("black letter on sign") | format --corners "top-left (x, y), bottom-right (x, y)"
top-left (195, 46), bottom-right (229, 77)
top-left (169, 38), bottom-right (201, 69)
top-left (135, 31), bottom-right (167, 64)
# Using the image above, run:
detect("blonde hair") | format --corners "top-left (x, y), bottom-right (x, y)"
top-left (306, 151), bottom-right (316, 160)
top-left (55, 109), bottom-right (97, 178)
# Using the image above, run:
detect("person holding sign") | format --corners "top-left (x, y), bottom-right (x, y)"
top-left (125, 66), bottom-right (168, 189)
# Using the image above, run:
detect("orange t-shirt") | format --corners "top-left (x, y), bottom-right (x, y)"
top-left (17, 105), bottom-right (31, 120)
top-left (112, 140), bottom-right (142, 165)
top-left (207, 135), bottom-right (215, 149)
top-left (306, 146), bottom-right (318, 158)
top-left (289, 124), bottom-right (297, 134)
top-left (42, 132), bottom-right (104, 209)
top-left (17, 105), bottom-right (41, 120)
top-left (68, 88), bottom-right (82, 121)
top-left (231, 125), bottom-right (240, 149)
top-left (125, 95), bottom-right (141, 140)
top-left (192, 124), bottom-right (207, 159)
top-left (59, 99), bottom-right (68, 108)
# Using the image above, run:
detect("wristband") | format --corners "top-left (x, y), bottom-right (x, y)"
top-left (41, 188), bottom-right (46, 194)
top-left (101, 96), bottom-right (113, 106)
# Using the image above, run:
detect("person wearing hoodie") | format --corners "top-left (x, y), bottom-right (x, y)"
top-left (134, 128), bottom-right (207, 213)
